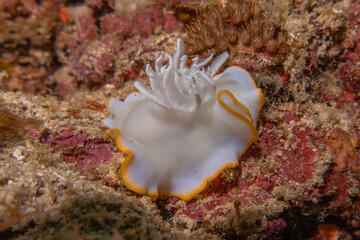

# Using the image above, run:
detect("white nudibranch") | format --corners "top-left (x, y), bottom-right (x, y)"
top-left (104, 38), bottom-right (265, 201)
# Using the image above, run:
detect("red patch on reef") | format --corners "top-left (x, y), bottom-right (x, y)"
top-left (63, 137), bottom-right (112, 175)
top-left (283, 112), bottom-right (300, 123)
top-left (34, 128), bottom-right (113, 177)
top-left (163, 11), bottom-right (181, 33)
top-left (55, 77), bottom-right (78, 100)
top-left (77, 14), bottom-right (98, 40)
top-left (336, 63), bottom-right (360, 105)
top-left (131, 6), bottom-right (164, 37)
top-left (87, 0), bottom-right (104, 9)
top-left (260, 120), bottom-right (315, 184)
top-left (180, 197), bottom-right (230, 222)
top-left (182, 201), bottom-right (206, 221)
top-left (265, 219), bottom-right (287, 236)
top-left (280, 74), bottom-right (290, 86)
top-left (96, 54), bottom-right (114, 73)
top-left (100, 6), bottom-right (166, 38)
top-left (101, 16), bottom-right (132, 36)
top-left (45, 129), bottom-right (88, 147)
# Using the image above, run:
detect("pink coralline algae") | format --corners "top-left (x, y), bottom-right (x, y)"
top-left (130, 6), bottom-right (165, 38)
top-left (163, 11), bottom-right (181, 33)
top-left (63, 138), bottom-right (112, 176)
top-left (259, 122), bottom-right (316, 183)
top-left (34, 128), bottom-right (113, 178)
top-left (1, 0), bottom-right (360, 238)
top-left (96, 54), bottom-right (114, 74)
top-left (77, 13), bottom-right (99, 40)
top-left (100, 16), bottom-right (132, 36)
top-left (61, 2), bottom-right (182, 96)
top-left (265, 219), bottom-right (287, 237)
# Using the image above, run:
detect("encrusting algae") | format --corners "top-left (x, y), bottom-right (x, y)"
top-left (0, 0), bottom-right (359, 239)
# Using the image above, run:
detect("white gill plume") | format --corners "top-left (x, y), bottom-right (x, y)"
top-left (134, 38), bottom-right (229, 112)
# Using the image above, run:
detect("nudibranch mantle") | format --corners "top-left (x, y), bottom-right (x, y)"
top-left (104, 38), bottom-right (264, 201)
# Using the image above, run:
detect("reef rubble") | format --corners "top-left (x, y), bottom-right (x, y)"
top-left (0, 0), bottom-right (359, 239)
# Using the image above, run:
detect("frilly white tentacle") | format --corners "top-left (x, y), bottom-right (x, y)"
top-left (134, 38), bottom-right (229, 112)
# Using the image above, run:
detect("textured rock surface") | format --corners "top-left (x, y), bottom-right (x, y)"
top-left (0, 0), bottom-right (359, 239)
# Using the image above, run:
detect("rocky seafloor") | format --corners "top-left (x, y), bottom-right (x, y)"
top-left (0, 0), bottom-right (359, 239)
